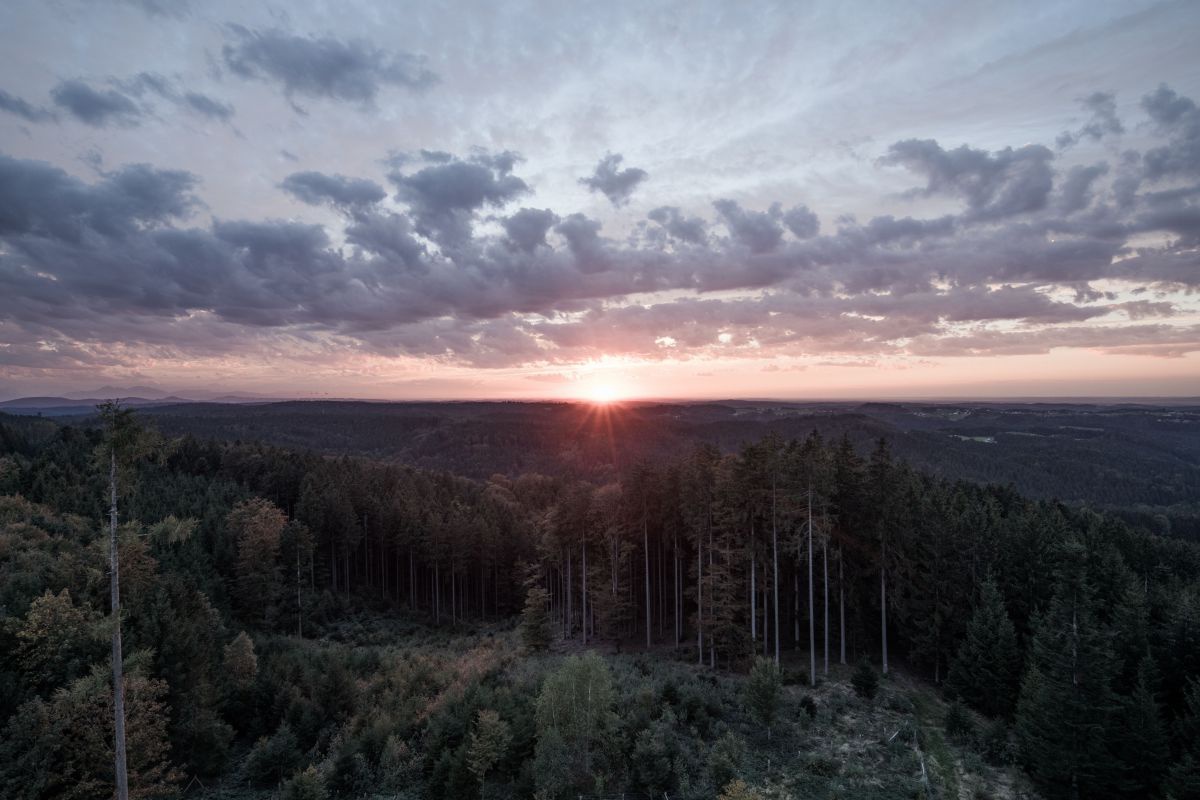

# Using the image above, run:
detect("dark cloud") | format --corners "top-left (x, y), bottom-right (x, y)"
top-left (579, 153), bottom-right (648, 207)
top-left (713, 199), bottom-right (784, 253)
top-left (503, 208), bottom-right (559, 253)
top-left (222, 25), bottom-right (437, 107)
top-left (280, 171), bottom-right (386, 211)
top-left (648, 206), bottom-right (707, 244)
top-left (0, 89), bottom-right (54, 123)
top-left (883, 139), bottom-right (1055, 220)
top-left (183, 92), bottom-right (235, 121)
top-left (1141, 84), bottom-right (1200, 180)
top-left (782, 204), bottom-right (820, 238)
top-left (555, 213), bottom-right (607, 271)
top-left (1056, 163), bottom-right (1109, 214)
top-left (1057, 91), bottom-right (1124, 148)
top-left (390, 152), bottom-right (528, 249)
top-left (51, 80), bottom-right (142, 127)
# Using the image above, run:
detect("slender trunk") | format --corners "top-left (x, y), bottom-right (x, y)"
top-left (794, 570), bottom-right (799, 646)
top-left (673, 535), bottom-right (680, 647)
top-left (296, 539), bottom-right (303, 637)
top-left (751, 552), bottom-right (757, 642)
top-left (567, 551), bottom-right (573, 638)
top-left (839, 545), bottom-right (846, 665)
top-left (807, 486), bottom-right (815, 686)
top-left (772, 475), bottom-right (780, 666)
top-left (823, 533), bottom-right (829, 675)
top-left (582, 541), bottom-right (588, 646)
top-left (643, 518), bottom-right (651, 649)
top-left (109, 452), bottom-right (129, 800)
top-left (881, 538), bottom-right (889, 675)
top-left (696, 537), bottom-right (703, 665)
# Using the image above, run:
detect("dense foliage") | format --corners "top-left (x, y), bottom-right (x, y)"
top-left (1, 407), bottom-right (1198, 799)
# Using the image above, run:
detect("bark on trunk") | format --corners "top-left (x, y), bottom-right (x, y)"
top-left (109, 452), bottom-right (129, 800)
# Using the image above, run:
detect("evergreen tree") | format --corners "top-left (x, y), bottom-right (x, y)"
top-left (744, 657), bottom-right (782, 740)
top-left (1115, 655), bottom-right (1169, 797)
top-left (1165, 678), bottom-right (1200, 799)
top-left (1015, 543), bottom-right (1120, 800)
top-left (467, 709), bottom-right (512, 800)
top-left (852, 657), bottom-right (878, 700)
top-left (946, 578), bottom-right (1021, 717)
top-left (520, 582), bottom-right (552, 652)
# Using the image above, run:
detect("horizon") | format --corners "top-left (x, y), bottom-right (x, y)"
top-left (2, 1), bottom-right (1199, 400)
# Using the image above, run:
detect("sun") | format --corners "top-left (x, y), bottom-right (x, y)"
top-left (587, 383), bottom-right (622, 404)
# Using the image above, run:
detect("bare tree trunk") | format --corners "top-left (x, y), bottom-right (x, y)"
top-left (881, 538), bottom-right (889, 675)
top-left (582, 541), bottom-right (588, 645)
top-left (823, 534), bottom-right (829, 675)
top-left (807, 486), bottom-right (816, 686)
top-left (839, 545), bottom-right (846, 665)
top-left (673, 535), bottom-right (680, 647)
top-left (696, 538), bottom-right (703, 665)
top-left (109, 452), bottom-right (129, 800)
top-left (296, 540), bottom-right (303, 637)
top-left (750, 552), bottom-right (757, 642)
top-left (772, 475), bottom-right (780, 666)
top-left (644, 518), bottom-right (651, 649)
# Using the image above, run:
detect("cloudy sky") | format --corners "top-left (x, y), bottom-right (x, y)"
top-left (1, 0), bottom-right (1199, 400)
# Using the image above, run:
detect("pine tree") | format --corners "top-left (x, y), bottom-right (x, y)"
top-left (1115, 655), bottom-right (1168, 797)
top-left (744, 657), bottom-right (782, 740)
top-left (520, 581), bottom-right (553, 652)
top-left (1015, 543), bottom-right (1120, 800)
top-left (946, 578), bottom-right (1020, 717)
top-left (1165, 678), bottom-right (1200, 799)
top-left (852, 657), bottom-right (878, 700)
top-left (467, 709), bottom-right (512, 800)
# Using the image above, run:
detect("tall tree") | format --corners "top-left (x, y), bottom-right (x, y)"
top-left (946, 578), bottom-right (1021, 717)
top-left (97, 401), bottom-right (156, 800)
top-left (1015, 543), bottom-right (1120, 799)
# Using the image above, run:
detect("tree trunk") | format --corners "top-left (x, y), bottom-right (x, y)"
top-left (696, 538), bottom-right (703, 665)
top-left (582, 541), bottom-right (588, 645)
top-left (772, 475), bottom-right (780, 666)
top-left (643, 518), bottom-right (651, 649)
top-left (807, 486), bottom-right (816, 686)
top-left (881, 538), bottom-right (889, 675)
top-left (823, 533), bottom-right (829, 676)
top-left (839, 545), bottom-right (846, 665)
top-left (109, 452), bottom-right (129, 800)
top-left (751, 552), bottom-right (757, 642)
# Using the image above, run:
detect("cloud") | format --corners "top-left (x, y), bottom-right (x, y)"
top-left (503, 208), bottom-right (559, 253)
top-left (1141, 84), bottom-right (1200, 180)
top-left (222, 25), bottom-right (437, 107)
top-left (1057, 91), bottom-right (1124, 148)
top-left (280, 171), bottom-right (386, 211)
top-left (389, 151), bottom-right (528, 249)
top-left (51, 80), bottom-right (142, 127)
top-left (713, 199), bottom-right (784, 253)
top-left (183, 92), bottom-right (235, 122)
top-left (882, 139), bottom-right (1055, 220)
top-left (648, 206), bottom-right (707, 244)
top-left (3, 86), bottom-right (1200, 375)
top-left (579, 153), bottom-right (648, 207)
top-left (0, 89), bottom-right (54, 123)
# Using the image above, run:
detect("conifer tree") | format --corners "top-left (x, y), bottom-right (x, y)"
top-left (1115, 655), bottom-right (1168, 797)
top-left (946, 578), bottom-right (1020, 717)
top-left (1015, 543), bottom-right (1120, 799)
top-left (744, 657), bottom-right (782, 740)
top-left (1165, 678), bottom-right (1200, 799)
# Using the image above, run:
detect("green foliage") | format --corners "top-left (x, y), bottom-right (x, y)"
top-left (946, 578), bottom-right (1020, 718)
top-left (1015, 546), bottom-right (1120, 800)
top-left (944, 700), bottom-right (975, 744)
top-left (281, 766), bottom-right (327, 800)
top-left (534, 652), bottom-right (617, 798)
top-left (852, 657), bottom-right (878, 700)
top-left (520, 584), bottom-right (552, 652)
top-left (467, 708), bottom-right (512, 797)
top-left (244, 723), bottom-right (303, 788)
top-left (743, 657), bottom-right (782, 738)
top-left (1115, 655), bottom-right (1169, 796)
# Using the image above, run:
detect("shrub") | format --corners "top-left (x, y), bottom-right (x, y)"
top-left (281, 766), bottom-right (327, 800)
top-left (852, 658), bottom-right (878, 700)
top-left (944, 701), bottom-right (975, 744)
top-left (799, 694), bottom-right (818, 719)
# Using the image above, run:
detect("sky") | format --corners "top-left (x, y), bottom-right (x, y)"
top-left (1, 0), bottom-right (1199, 401)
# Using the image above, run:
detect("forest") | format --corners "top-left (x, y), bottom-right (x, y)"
top-left (1, 403), bottom-right (1199, 799)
